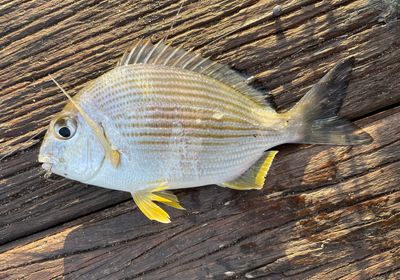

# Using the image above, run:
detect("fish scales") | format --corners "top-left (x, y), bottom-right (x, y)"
top-left (71, 66), bottom-right (276, 187)
top-left (39, 40), bottom-right (372, 223)
top-left (102, 68), bottom-right (272, 180)
top-left (93, 69), bottom-right (264, 123)
top-left (85, 65), bottom-right (279, 146)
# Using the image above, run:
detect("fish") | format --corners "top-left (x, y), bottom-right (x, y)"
top-left (38, 40), bottom-right (372, 223)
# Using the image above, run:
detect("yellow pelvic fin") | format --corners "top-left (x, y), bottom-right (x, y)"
top-left (221, 151), bottom-right (278, 190)
top-left (49, 75), bottom-right (121, 168)
top-left (131, 185), bottom-right (185, 223)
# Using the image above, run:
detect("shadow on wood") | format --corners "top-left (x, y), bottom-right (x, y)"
top-left (57, 110), bottom-right (399, 279)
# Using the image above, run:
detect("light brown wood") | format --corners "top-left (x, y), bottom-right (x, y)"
top-left (0, 0), bottom-right (399, 279)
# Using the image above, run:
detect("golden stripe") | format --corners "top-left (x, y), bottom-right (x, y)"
top-left (106, 91), bottom-right (259, 124)
top-left (123, 131), bottom-right (257, 139)
top-left (122, 128), bottom-right (261, 140)
top-left (137, 145), bottom-right (266, 155)
top-left (98, 89), bottom-right (253, 120)
top-left (116, 120), bottom-right (260, 131)
top-left (98, 81), bottom-right (258, 117)
top-left (133, 140), bottom-right (234, 146)
top-left (95, 71), bottom-right (264, 120)
top-left (104, 96), bottom-right (254, 124)
top-left (114, 110), bottom-right (249, 126)
top-left (127, 67), bottom-right (263, 107)
top-left (97, 69), bottom-right (261, 109)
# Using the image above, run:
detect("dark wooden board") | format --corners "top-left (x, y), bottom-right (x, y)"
top-left (0, 0), bottom-right (399, 279)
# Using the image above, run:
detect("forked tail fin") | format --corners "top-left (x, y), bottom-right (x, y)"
top-left (288, 57), bottom-right (372, 145)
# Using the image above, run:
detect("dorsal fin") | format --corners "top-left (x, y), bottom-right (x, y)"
top-left (117, 40), bottom-right (274, 109)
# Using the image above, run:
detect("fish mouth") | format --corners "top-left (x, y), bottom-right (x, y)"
top-left (38, 155), bottom-right (54, 178)
top-left (41, 162), bottom-right (52, 171)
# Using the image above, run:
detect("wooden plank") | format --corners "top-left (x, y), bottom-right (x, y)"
top-left (0, 108), bottom-right (398, 279)
top-left (1, 1), bottom-right (399, 245)
top-left (0, 0), bottom-right (399, 278)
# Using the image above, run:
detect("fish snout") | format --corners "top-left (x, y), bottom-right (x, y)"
top-left (38, 154), bottom-right (57, 178)
top-left (38, 154), bottom-right (57, 170)
top-left (41, 162), bottom-right (52, 172)
top-left (38, 153), bottom-right (52, 163)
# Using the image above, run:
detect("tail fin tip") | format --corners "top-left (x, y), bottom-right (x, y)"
top-left (290, 57), bottom-right (373, 146)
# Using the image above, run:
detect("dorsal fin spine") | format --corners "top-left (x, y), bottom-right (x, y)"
top-left (133, 40), bottom-right (150, 64)
top-left (172, 47), bottom-right (194, 67)
top-left (201, 60), bottom-right (219, 73)
top-left (190, 56), bottom-right (208, 71)
top-left (143, 40), bottom-right (163, 64)
top-left (152, 44), bottom-right (169, 64)
top-left (125, 41), bottom-right (141, 65)
top-left (207, 65), bottom-right (222, 76)
top-left (182, 53), bottom-right (198, 69)
top-left (163, 43), bottom-right (184, 65)
top-left (119, 50), bottom-right (129, 66)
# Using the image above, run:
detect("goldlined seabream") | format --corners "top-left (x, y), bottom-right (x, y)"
top-left (38, 40), bottom-right (372, 223)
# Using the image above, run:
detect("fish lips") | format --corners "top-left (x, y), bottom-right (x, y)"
top-left (38, 155), bottom-right (55, 172)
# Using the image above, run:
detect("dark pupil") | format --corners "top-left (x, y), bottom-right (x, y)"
top-left (59, 127), bottom-right (71, 138)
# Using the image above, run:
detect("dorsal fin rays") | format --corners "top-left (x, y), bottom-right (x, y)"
top-left (143, 40), bottom-right (163, 64)
top-left (133, 40), bottom-right (150, 64)
top-left (189, 56), bottom-right (209, 71)
top-left (163, 42), bottom-right (185, 65)
top-left (152, 43), bottom-right (170, 64)
top-left (123, 40), bottom-right (141, 66)
top-left (182, 52), bottom-right (201, 69)
top-left (118, 40), bottom-right (275, 109)
top-left (172, 47), bottom-right (195, 67)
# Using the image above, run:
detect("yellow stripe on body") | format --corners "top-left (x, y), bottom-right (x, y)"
top-left (117, 121), bottom-right (262, 132)
top-left (97, 79), bottom-right (261, 115)
top-left (113, 110), bottom-right (250, 127)
top-left (123, 131), bottom-right (258, 139)
top-left (146, 67), bottom-right (264, 108)
top-left (94, 68), bottom-right (268, 127)
top-left (96, 68), bottom-right (263, 109)
top-left (98, 87), bottom-right (261, 125)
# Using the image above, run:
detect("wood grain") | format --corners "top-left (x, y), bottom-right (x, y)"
top-left (0, 0), bottom-right (399, 279)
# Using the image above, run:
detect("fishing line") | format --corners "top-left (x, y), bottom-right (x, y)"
top-left (163, 0), bottom-right (185, 43)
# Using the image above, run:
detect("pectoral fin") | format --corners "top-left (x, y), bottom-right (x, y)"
top-left (221, 151), bottom-right (278, 190)
top-left (131, 185), bottom-right (185, 223)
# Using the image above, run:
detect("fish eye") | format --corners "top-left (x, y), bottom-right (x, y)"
top-left (53, 116), bottom-right (77, 140)
top-left (58, 127), bottom-right (71, 138)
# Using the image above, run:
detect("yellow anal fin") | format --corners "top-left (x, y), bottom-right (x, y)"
top-left (221, 151), bottom-right (278, 190)
top-left (131, 186), bottom-right (185, 223)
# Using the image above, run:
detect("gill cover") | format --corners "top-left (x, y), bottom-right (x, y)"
top-left (49, 75), bottom-right (121, 168)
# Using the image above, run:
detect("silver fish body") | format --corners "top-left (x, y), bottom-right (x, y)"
top-left (39, 41), bottom-right (372, 222)
top-left (42, 65), bottom-right (287, 192)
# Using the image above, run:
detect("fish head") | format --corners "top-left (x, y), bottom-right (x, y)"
top-left (38, 104), bottom-right (105, 182)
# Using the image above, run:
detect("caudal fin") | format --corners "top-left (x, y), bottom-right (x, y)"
top-left (288, 57), bottom-right (372, 145)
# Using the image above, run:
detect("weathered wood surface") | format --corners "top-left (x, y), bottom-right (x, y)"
top-left (0, 0), bottom-right (399, 279)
